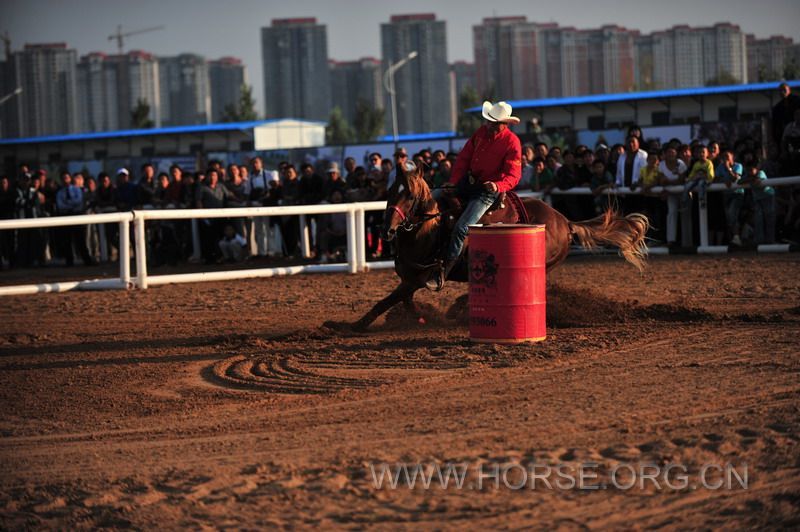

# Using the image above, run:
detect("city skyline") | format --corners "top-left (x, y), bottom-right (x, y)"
top-left (3, 0), bottom-right (800, 116)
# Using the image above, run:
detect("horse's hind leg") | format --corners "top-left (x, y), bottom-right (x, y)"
top-left (353, 282), bottom-right (415, 331)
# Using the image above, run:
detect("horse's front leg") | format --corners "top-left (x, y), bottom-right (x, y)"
top-left (352, 282), bottom-right (415, 331)
top-left (402, 289), bottom-right (426, 324)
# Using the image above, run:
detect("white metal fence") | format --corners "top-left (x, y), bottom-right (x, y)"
top-left (0, 176), bottom-right (798, 295)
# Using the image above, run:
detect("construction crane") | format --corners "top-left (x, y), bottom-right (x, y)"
top-left (108, 25), bottom-right (164, 55)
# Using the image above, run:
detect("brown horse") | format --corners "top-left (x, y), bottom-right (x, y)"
top-left (347, 165), bottom-right (649, 331)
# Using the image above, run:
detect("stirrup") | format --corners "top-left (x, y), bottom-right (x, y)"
top-left (425, 263), bottom-right (445, 291)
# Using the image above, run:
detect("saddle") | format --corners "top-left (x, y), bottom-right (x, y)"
top-left (439, 190), bottom-right (529, 229)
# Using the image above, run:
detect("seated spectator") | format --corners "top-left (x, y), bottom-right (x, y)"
top-left (716, 150), bottom-right (745, 246)
top-left (742, 162), bottom-right (776, 244)
top-left (218, 223), bottom-right (248, 263)
top-left (634, 152), bottom-right (661, 193)
top-left (682, 144), bottom-right (714, 210)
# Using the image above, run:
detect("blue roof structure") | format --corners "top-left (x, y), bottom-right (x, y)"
top-left (466, 80), bottom-right (800, 113)
top-left (376, 131), bottom-right (457, 142)
top-left (0, 118), bottom-right (327, 146)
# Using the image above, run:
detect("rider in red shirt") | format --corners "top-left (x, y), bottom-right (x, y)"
top-left (429, 101), bottom-right (522, 290)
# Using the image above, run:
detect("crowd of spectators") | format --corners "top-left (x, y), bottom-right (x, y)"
top-left (520, 83), bottom-right (800, 247)
top-left (0, 149), bottom-right (462, 270)
top-left (1, 84), bottom-right (800, 270)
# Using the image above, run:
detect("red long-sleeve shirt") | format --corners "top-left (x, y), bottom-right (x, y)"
top-left (449, 125), bottom-right (522, 193)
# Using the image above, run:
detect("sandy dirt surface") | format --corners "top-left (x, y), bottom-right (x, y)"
top-left (0, 254), bottom-right (799, 529)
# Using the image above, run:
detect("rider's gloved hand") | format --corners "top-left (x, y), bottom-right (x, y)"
top-left (484, 181), bottom-right (499, 193)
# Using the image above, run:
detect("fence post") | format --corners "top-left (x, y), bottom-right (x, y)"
top-left (98, 223), bottom-right (109, 262)
top-left (356, 207), bottom-right (366, 271)
top-left (698, 199), bottom-right (709, 248)
top-left (346, 209), bottom-right (357, 274)
top-left (300, 214), bottom-right (312, 258)
top-left (134, 215), bottom-right (148, 289)
top-left (119, 218), bottom-right (130, 287)
top-left (191, 218), bottom-right (201, 261)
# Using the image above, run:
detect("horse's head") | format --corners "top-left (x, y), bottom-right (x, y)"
top-left (382, 162), bottom-right (432, 241)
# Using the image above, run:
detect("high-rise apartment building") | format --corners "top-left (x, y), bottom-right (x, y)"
top-left (652, 23), bottom-right (747, 89)
top-left (473, 17), bottom-right (542, 100)
top-left (158, 54), bottom-right (211, 126)
top-left (4, 43), bottom-right (79, 137)
top-left (329, 57), bottom-right (383, 126)
top-left (77, 50), bottom-right (160, 132)
top-left (209, 57), bottom-right (246, 122)
top-left (381, 14), bottom-right (451, 134)
top-left (747, 35), bottom-right (794, 82)
top-left (260, 18), bottom-right (330, 121)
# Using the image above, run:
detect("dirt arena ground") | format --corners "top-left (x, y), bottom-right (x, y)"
top-left (0, 254), bottom-right (798, 529)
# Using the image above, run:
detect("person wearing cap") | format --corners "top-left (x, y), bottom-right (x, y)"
top-left (428, 100), bottom-right (523, 290)
top-left (113, 168), bottom-right (138, 211)
top-left (323, 161), bottom-right (347, 200)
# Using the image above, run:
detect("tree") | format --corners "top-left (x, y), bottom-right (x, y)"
top-left (353, 99), bottom-right (384, 142)
top-left (705, 69), bottom-right (740, 87)
top-left (783, 59), bottom-right (800, 81)
top-left (222, 84), bottom-right (258, 122)
top-left (326, 106), bottom-right (355, 145)
top-left (131, 98), bottom-right (154, 129)
top-left (456, 86), bottom-right (482, 137)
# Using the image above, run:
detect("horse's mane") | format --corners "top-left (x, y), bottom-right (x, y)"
top-left (404, 166), bottom-right (433, 206)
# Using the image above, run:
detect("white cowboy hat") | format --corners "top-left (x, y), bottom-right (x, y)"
top-left (481, 101), bottom-right (520, 124)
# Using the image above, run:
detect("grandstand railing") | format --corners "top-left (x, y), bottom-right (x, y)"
top-left (0, 176), bottom-right (797, 295)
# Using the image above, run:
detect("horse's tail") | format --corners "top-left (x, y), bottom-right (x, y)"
top-left (568, 209), bottom-right (650, 272)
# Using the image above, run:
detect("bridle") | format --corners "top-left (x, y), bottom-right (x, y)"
top-left (385, 196), bottom-right (443, 233)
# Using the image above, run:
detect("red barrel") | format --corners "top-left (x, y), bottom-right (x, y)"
top-left (468, 224), bottom-right (546, 343)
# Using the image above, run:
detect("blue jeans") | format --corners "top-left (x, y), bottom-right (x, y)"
top-left (723, 193), bottom-right (744, 237)
top-left (447, 189), bottom-right (499, 260)
top-left (753, 195), bottom-right (776, 244)
top-left (682, 178), bottom-right (707, 205)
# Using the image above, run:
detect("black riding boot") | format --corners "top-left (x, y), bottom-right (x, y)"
top-left (426, 257), bottom-right (458, 291)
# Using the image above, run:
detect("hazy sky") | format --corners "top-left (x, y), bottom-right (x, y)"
top-left (4, 0), bottom-right (800, 114)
